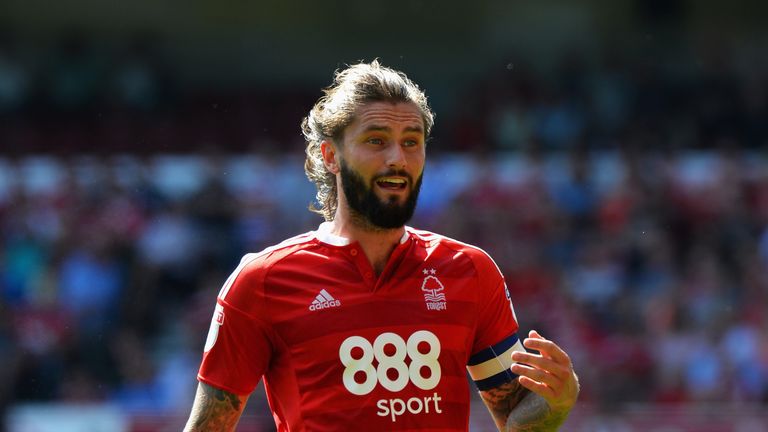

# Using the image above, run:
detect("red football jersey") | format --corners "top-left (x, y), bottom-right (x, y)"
top-left (198, 223), bottom-right (523, 431)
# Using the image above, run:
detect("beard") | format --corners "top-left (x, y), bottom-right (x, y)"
top-left (339, 160), bottom-right (422, 230)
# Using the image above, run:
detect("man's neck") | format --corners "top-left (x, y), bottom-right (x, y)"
top-left (328, 212), bottom-right (405, 276)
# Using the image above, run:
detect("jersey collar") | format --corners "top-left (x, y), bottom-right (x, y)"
top-left (315, 222), bottom-right (411, 246)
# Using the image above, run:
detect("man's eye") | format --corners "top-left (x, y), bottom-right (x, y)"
top-left (403, 139), bottom-right (419, 147)
top-left (368, 138), bottom-right (384, 145)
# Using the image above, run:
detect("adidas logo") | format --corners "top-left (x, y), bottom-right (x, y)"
top-left (309, 289), bottom-right (341, 311)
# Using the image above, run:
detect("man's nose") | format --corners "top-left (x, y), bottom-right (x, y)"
top-left (386, 143), bottom-right (407, 169)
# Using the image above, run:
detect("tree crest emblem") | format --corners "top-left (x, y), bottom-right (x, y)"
top-left (421, 268), bottom-right (446, 311)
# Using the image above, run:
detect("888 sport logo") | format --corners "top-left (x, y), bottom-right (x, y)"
top-left (338, 330), bottom-right (444, 422)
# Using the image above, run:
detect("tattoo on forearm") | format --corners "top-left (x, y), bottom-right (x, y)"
top-left (505, 391), bottom-right (568, 431)
top-left (480, 380), bottom-right (529, 425)
top-left (186, 384), bottom-right (245, 431)
top-left (480, 380), bottom-right (568, 431)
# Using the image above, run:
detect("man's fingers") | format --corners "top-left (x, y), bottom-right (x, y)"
top-left (512, 351), bottom-right (571, 381)
top-left (515, 330), bottom-right (581, 413)
top-left (517, 375), bottom-right (556, 400)
top-left (523, 333), bottom-right (572, 366)
top-left (511, 362), bottom-right (562, 390)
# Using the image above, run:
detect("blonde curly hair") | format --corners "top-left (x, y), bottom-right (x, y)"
top-left (302, 60), bottom-right (435, 221)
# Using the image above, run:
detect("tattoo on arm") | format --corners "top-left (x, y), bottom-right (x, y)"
top-left (480, 380), bottom-right (568, 431)
top-left (184, 383), bottom-right (248, 432)
top-left (480, 380), bottom-right (529, 428)
top-left (504, 391), bottom-right (568, 431)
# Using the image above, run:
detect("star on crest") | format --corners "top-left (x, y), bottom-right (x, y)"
top-left (430, 268), bottom-right (436, 275)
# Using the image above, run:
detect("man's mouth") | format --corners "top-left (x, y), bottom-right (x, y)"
top-left (375, 177), bottom-right (408, 190)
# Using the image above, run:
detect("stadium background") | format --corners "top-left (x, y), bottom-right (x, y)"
top-left (1, 0), bottom-right (768, 430)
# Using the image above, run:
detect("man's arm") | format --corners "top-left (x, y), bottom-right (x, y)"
top-left (184, 382), bottom-right (250, 432)
top-left (480, 380), bottom-right (569, 431)
top-left (479, 330), bottom-right (579, 431)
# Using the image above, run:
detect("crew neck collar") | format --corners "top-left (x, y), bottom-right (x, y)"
top-left (315, 222), bottom-right (410, 246)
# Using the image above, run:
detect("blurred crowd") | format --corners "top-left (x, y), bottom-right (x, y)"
top-left (2, 26), bottom-right (768, 431)
top-left (1, 147), bottom-right (768, 429)
top-left (1, 30), bottom-right (767, 155)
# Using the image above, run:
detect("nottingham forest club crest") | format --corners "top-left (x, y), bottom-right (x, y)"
top-left (421, 269), bottom-right (446, 311)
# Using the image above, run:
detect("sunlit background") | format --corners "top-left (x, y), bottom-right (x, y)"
top-left (2, 1), bottom-right (768, 431)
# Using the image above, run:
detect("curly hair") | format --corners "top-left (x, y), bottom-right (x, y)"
top-left (302, 60), bottom-right (435, 221)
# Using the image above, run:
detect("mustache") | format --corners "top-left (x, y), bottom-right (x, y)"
top-left (373, 169), bottom-right (413, 183)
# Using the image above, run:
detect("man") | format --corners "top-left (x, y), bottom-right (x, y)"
top-left (185, 60), bottom-right (579, 431)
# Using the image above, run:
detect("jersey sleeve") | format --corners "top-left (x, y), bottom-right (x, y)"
top-left (197, 254), bottom-right (274, 395)
top-left (465, 250), bottom-right (526, 391)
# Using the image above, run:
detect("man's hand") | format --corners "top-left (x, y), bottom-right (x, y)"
top-left (510, 330), bottom-right (579, 415)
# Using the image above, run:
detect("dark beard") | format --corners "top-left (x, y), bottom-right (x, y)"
top-left (339, 160), bottom-right (422, 230)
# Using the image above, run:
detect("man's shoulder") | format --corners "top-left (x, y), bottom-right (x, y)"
top-left (218, 231), bottom-right (320, 301)
top-left (237, 231), bottom-right (323, 274)
top-left (408, 227), bottom-right (498, 271)
top-left (408, 227), bottom-right (493, 259)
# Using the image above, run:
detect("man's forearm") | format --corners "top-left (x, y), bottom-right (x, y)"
top-left (184, 383), bottom-right (248, 432)
top-left (479, 379), bottom-right (571, 432)
top-left (505, 391), bottom-right (569, 432)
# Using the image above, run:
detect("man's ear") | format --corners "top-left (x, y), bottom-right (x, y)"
top-left (321, 140), bottom-right (340, 174)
